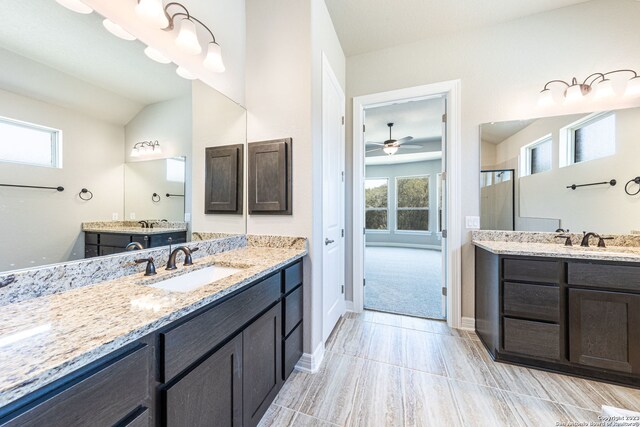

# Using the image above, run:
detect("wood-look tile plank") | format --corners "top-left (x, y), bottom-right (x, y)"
top-left (439, 335), bottom-right (497, 387)
top-left (400, 316), bottom-right (466, 337)
top-left (449, 379), bottom-right (519, 427)
top-left (274, 370), bottom-right (313, 411)
top-left (558, 404), bottom-right (600, 423)
top-left (291, 412), bottom-right (341, 427)
top-left (588, 380), bottom-right (640, 411)
top-left (403, 369), bottom-right (462, 427)
top-left (366, 323), bottom-right (404, 367)
top-left (258, 405), bottom-right (297, 427)
top-left (402, 328), bottom-right (447, 376)
top-left (347, 360), bottom-right (405, 427)
top-left (299, 352), bottom-right (365, 426)
top-left (502, 391), bottom-right (571, 427)
top-left (370, 311), bottom-right (403, 327)
top-left (325, 318), bottom-right (373, 358)
top-left (527, 370), bottom-right (608, 411)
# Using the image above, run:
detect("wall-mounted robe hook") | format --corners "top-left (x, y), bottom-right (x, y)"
top-left (79, 188), bottom-right (93, 201)
top-left (152, 193), bottom-right (161, 202)
top-left (625, 177), bottom-right (640, 196)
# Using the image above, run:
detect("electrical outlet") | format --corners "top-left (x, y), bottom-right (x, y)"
top-left (184, 213), bottom-right (191, 222)
top-left (465, 216), bottom-right (480, 229)
top-left (112, 212), bottom-right (119, 220)
top-left (129, 212), bottom-right (136, 220)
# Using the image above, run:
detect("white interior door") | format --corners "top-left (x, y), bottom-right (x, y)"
top-left (440, 97), bottom-right (448, 318)
top-left (322, 54), bottom-right (346, 342)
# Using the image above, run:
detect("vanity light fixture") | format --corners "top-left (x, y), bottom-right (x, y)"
top-left (539, 69), bottom-right (640, 106)
top-left (135, 1), bottom-right (226, 74)
top-left (176, 65), bottom-right (196, 80)
top-left (131, 140), bottom-right (162, 157)
top-left (144, 46), bottom-right (171, 64)
top-left (55, 0), bottom-right (93, 14)
top-left (102, 19), bottom-right (136, 41)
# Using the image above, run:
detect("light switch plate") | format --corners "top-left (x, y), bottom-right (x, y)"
top-left (112, 212), bottom-right (119, 220)
top-left (465, 216), bottom-right (480, 229)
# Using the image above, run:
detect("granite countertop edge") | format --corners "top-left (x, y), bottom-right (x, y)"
top-left (0, 248), bottom-right (306, 408)
top-left (82, 227), bottom-right (188, 235)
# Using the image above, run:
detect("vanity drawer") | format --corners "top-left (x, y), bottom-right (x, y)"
top-left (284, 285), bottom-right (303, 336)
top-left (568, 263), bottom-right (640, 292)
top-left (148, 232), bottom-right (187, 248)
top-left (503, 317), bottom-right (560, 360)
top-left (503, 282), bottom-right (559, 322)
top-left (99, 233), bottom-right (132, 247)
top-left (283, 322), bottom-right (303, 381)
top-left (284, 261), bottom-right (303, 294)
top-left (84, 232), bottom-right (98, 245)
top-left (162, 273), bottom-right (281, 381)
top-left (503, 258), bottom-right (560, 284)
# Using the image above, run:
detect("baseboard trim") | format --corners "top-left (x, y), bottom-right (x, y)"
top-left (460, 316), bottom-right (476, 331)
top-left (345, 300), bottom-right (354, 312)
top-left (365, 242), bottom-right (442, 250)
top-left (295, 341), bottom-right (325, 373)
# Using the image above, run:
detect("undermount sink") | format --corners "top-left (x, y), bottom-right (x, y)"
top-left (149, 265), bottom-right (243, 293)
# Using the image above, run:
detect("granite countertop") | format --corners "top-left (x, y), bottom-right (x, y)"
top-left (82, 226), bottom-right (188, 235)
top-left (0, 245), bottom-right (306, 407)
top-left (473, 240), bottom-right (640, 262)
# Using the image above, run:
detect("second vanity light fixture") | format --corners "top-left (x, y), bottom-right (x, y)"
top-left (539, 69), bottom-right (640, 106)
top-left (131, 140), bottom-right (162, 157)
top-left (135, 0), bottom-right (226, 74)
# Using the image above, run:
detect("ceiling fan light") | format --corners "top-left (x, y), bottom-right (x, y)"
top-left (383, 145), bottom-right (399, 155)
top-left (538, 88), bottom-right (554, 107)
top-left (176, 65), bottom-right (196, 80)
top-left (55, 0), bottom-right (93, 14)
top-left (203, 42), bottom-right (225, 73)
top-left (594, 79), bottom-right (615, 99)
top-left (175, 18), bottom-right (202, 55)
top-left (102, 19), bottom-right (136, 41)
top-left (135, 0), bottom-right (169, 28)
top-left (144, 46), bottom-right (171, 64)
top-left (625, 76), bottom-right (640, 97)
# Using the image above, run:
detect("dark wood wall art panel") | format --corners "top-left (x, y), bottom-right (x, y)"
top-left (205, 144), bottom-right (244, 214)
top-left (248, 138), bottom-right (292, 215)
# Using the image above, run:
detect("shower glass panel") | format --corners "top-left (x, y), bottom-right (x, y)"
top-left (480, 169), bottom-right (514, 230)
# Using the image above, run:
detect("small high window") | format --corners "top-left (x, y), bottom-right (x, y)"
top-left (0, 117), bottom-right (61, 168)
top-left (560, 112), bottom-right (615, 167)
top-left (521, 135), bottom-right (552, 176)
top-left (365, 178), bottom-right (388, 230)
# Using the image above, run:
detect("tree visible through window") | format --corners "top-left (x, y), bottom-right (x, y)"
top-left (365, 178), bottom-right (388, 230)
top-left (396, 176), bottom-right (429, 231)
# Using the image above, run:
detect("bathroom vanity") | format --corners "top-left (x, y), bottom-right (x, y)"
top-left (475, 235), bottom-right (640, 387)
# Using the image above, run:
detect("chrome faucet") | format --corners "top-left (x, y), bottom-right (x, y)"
top-left (580, 232), bottom-right (600, 247)
top-left (166, 246), bottom-right (199, 270)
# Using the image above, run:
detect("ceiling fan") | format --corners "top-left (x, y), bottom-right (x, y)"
top-left (366, 123), bottom-right (421, 155)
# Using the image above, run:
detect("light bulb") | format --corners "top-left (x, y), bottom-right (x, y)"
top-left (564, 84), bottom-right (589, 104)
top-left (153, 145), bottom-right (162, 154)
top-left (131, 148), bottom-right (140, 157)
top-left (135, 0), bottom-right (169, 28)
top-left (203, 42), bottom-right (225, 73)
top-left (594, 79), bottom-right (614, 99)
top-left (538, 89), bottom-right (554, 107)
top-left (103, 19), bottom-right (136, 41)
top-left (144, 46), bottom-right (171, 64)
top-left (175, 18), bottom-right (202, 55)
top-left (176, 66), bottom-right (196, 80)
top-left (383, 145), bottom-right (398, 155)
top-left (625, 76), bottom-right (640, 97)
top-left (55, 0), bottom-right (93, 14)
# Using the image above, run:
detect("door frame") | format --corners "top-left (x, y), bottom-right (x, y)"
top-left (352, 80), bottom-right (463, 328)
top-left (322, 52), bottom-right (346, 341)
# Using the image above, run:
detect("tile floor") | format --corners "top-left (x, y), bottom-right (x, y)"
top-left (258, 310), bottom-right (640, 427)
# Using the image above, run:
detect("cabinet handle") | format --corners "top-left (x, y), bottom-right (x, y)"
top-left (325, 238), bottom-right (335, 245)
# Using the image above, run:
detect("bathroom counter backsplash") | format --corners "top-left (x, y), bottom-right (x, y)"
top-left (81, 220), bottom-right (188, 235)
top-left (472, 230), bottom-right (640, 262)
top-left (0, 242), bottom-right (307, 408)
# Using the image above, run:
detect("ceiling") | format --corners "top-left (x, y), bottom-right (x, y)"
top-left (0, 0), bottom-right (190, 124)
top-left (365, 97), bottom-right (443, 162)
top-left (481, 119), bottom-right (535, 145)
top-left (324, 0), bottom-right (592, 56)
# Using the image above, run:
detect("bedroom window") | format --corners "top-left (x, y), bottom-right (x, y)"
top-left (365, 178), bottom-right (389, 230)
top-left (396, 175), bottom-right (429, 232)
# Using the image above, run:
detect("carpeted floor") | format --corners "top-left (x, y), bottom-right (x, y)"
top-left (364, 246), bottom-right (444, 319)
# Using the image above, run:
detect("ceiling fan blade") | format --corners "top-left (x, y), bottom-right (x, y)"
top-left (366, 148), bottom-right (381, 153)
top-left (396, 136), bottom-right (414, 145)
top-left (366, 141), bottom-right (384, 146)
top-left (398, 145), bottom-right (422, 149)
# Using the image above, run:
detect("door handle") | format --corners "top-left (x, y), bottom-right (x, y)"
top-left (325, 238), bottom-right (335, 245)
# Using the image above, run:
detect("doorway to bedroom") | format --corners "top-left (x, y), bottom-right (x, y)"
top-left (363, 97), bottom-right (446, 319)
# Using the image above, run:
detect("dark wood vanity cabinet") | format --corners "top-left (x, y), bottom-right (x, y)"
top-left (475, 247), bottom-right (640, 386)
top-left (84, 231), bottom-right (187, 258)
top-left (0, 259), bottom-right (304, 427)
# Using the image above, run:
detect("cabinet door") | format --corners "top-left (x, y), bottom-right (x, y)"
top-left (243, 304), bottom-right (283, 427)
top-left (248, 138), bottom-right (292, 215)
top-left (569, 289), bottom-right (640, 373)
top-left (205, 144), bottom-right (243, 214)
top-left (165, 335), bottom-right (243, 427)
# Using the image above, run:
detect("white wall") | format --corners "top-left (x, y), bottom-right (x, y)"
top-left (365, 160), bottom-right (443, 247)
top-left (346, 0), bottom-right (640, 318)
top-left (191, 80), bottom-right (247, 234)
top-left (246, 0), bottom-right (345, 355)
top-left (84, 0), bottom-right (246, 105)
top-left (0, 88), bottom-right (124, 271)
top-left (125, 95), bottom-right (192, 224)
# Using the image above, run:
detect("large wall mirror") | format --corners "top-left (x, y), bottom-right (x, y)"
top-left (480, 106), bottom-right (640, 234)
top-left (0, 0), bottom-right (247, 272)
